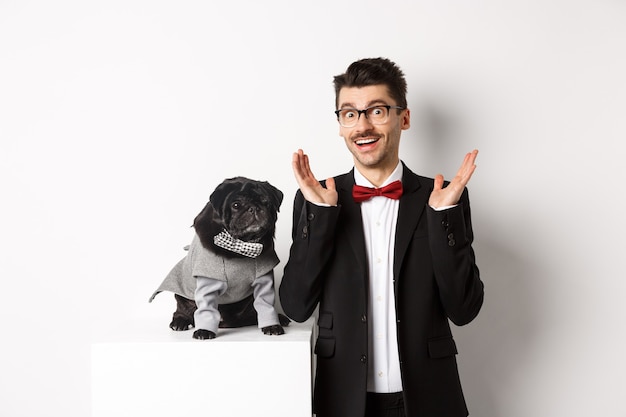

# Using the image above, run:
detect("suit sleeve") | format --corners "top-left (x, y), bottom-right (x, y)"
top-left (427, 187), bottom-right (484, 326)
top-left (279, 190), bottom-right (340, 322)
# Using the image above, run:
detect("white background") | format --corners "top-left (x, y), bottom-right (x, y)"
top-left (1, 1), bottom-right (625, 416)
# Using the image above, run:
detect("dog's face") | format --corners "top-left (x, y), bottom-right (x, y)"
top-left (207, 177), bottom-right (283, 243)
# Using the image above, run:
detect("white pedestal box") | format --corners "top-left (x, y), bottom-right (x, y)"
top-left (91, 318), bottom-right (314, 417)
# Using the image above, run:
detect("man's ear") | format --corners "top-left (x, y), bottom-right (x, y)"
top-left (401, 108), bottom-right (411, 130)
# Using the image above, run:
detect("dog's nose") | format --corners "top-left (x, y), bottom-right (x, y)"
top-left (248, 207), bottom-right (257, 213)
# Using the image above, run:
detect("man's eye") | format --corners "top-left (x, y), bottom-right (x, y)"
top-left (343, 110), bottom-right (356, 119)
top-left (371, 107), bottom-right (384, 116)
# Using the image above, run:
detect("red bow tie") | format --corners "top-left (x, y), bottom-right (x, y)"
top-left (352, 180), bottom-right (403, 203)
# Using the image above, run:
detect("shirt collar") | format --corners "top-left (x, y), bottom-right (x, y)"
top-left (353, 160), bottom-right (403, 188)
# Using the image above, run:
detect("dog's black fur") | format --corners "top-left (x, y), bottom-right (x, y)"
top-left (168, 177), bottom-right (290, 339)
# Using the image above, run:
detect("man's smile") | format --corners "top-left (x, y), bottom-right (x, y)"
top-left (353, 131), bottom-right (382, 148)
top-left (355, 137), bottom-right (379, 146)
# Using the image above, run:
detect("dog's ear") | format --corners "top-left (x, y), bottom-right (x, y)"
top-left (209, 177), bottom-right (244, 217)
top-left (261, 181), bottom-right (283, 212)
top-left (193, 201), bottom-right (213, 226)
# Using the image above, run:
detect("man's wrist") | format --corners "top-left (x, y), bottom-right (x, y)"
top-left (430, 204), bottom-right (457, 211)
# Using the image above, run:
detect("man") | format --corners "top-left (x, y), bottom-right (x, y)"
top-left (279, 57), bottom-right (484, 417)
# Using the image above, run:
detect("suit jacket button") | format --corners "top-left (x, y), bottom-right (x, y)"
top-left (307, 213), bottom-right (315, 221)
top-left (448, 239), bottom-right (456, 246)
top-left (361, 315), bottom-right (367, 323)
top-left (360, 355), bottom-right (367, 363)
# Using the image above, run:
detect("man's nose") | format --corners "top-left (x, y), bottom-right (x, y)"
top-left (355, 111), bottom-right (374, 128)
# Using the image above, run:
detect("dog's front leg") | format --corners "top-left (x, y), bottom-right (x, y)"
top-left (192, 276), bottom-right (226, 340)
top-left (252, 271), bottom-right (286, 335)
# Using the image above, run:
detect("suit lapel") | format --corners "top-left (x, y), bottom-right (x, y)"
top-left (393, 164), bottom-right (429, 280)
top-left (336, 172), bottom-right (368, 278)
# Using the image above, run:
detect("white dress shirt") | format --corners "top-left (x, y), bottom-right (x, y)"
top-left (354, 161), bottom-right (404, 393)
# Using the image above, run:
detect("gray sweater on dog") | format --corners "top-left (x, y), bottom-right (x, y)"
top-left (149, 233), bottom-right (280, 331)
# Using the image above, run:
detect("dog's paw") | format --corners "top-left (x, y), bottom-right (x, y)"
top-left (193, 329), bottom-right (216, 340)
top-left (169, 317), bottom-right (194, 331)
top-left (262, 325), bottom-right (285, 336)
top-left (278, 314), bottom-right (291, 327)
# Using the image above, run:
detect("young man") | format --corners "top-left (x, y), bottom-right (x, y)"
top-left (279, 58), bottom-right (484, 417)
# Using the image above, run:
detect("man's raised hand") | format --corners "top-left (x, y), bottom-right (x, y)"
top-left (428, 149), bottom-right (478, 209)
top-left (292, 149), bottom-right (338, 206)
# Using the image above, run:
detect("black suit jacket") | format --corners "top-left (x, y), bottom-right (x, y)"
top-left (279, 163), bottom-right (484, 417)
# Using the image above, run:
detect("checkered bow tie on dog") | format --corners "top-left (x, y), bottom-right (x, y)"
top-left (213, 230), bottom-right (264, 258)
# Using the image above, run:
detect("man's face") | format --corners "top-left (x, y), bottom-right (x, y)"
top-left (337, 85), bottom-right (410, 176)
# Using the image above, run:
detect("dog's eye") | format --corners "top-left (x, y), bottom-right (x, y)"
top-left (231, 202), bottom-right (241, 210)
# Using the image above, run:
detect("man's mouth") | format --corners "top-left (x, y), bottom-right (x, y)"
top-left (354, 137), bottom-right (379, 147)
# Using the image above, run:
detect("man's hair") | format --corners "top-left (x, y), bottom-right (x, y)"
top-left (333, 57), bottom-right (408, 109)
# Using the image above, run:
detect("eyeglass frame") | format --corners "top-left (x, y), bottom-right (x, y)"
top-left (334, 105), bottom-right (406, 127)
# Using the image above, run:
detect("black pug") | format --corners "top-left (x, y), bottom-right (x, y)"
top-left (149, 177), bottom-right (290, 339)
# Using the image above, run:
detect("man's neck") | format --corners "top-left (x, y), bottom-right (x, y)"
top-left (354, 160), bottom-right (402, 188)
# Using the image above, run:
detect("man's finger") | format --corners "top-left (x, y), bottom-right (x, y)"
top-left (433, 174), bottom-right (444, 191)
top-left (326, 177), bottom-right (336, 192)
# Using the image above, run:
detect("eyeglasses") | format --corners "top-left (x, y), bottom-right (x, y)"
top-left (334, 105), bottom-right (405, 128)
